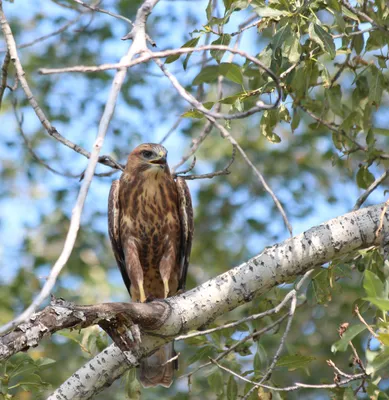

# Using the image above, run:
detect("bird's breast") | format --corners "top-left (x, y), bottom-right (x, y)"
top-left (120, 173), bottom-right (180, 270)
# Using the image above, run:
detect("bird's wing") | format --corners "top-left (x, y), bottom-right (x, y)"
top-left (175, 177), bottom-right (194, 291)
top-left (108, 179), bottom-right (132, 294)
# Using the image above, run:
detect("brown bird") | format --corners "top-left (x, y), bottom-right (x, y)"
top-left (108, 143), bottom-right (193, 388)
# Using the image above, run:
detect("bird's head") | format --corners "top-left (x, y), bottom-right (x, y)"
top-left (126, 143), bottom-right (169, 175)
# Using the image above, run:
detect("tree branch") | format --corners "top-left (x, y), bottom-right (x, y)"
top-left (8, 201), bottom-right (384, 400)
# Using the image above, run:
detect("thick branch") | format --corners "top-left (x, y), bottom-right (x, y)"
top-left (36, 202), bottom-right (389, 399)
top-left (0, 298), bottom-right (169, 360)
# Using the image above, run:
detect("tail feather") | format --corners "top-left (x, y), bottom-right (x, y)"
top-left (139, 342), bottom-right (175, 388)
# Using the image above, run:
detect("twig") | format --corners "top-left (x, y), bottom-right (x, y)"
top-left (0, 49), bottom-right (9, 108)
top-left (159, 116), bottom-right (182, 144)
top-left (182, 270), bottom-right (313, 383)
top-left (175, 144), bottom-right (236, 180)
top-left (173, 156), bottom-right (196, 176)
top-left (353, 168), bottom-right (389, 210)
top-left (341, 0), bottom-right (389, 33)
top-left (0, 12), bottom-right (86, 52)
top-left (327, 360), bottom-right (354, 379)
top-left (162, 352), bottom-right (180, 366)
top-left (211, 357), bottom-right (366, 394)
top-left (182, 313), bottom-right (289, 381)
top-left (0, 0), bottom-right (159, 335)
top-left (12, 100), bottom-right (80, 178)
top-left (71, 0), bottom-right (133, 24)
top-left (260, 295), bottom-right (297, 383)
top-left (177, 278), bottom-right (297, 341)
top-left (39, 45), bottom-right (282, 118)
top-left (295, 98), bottom-right (389, 161)
top-left (172, 120), bottom-right (213, 172)
top-left (332, 27), bottom-right (375, 39)
top-left (354, 306), bottom-right (381, 342)
top-left (375, 198), bottom-right (389, 239)
top-left (41, 44), bottom-right (282, 118)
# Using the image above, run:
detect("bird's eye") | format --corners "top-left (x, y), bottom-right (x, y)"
top-left (141, 150), bottom-right (153, 158)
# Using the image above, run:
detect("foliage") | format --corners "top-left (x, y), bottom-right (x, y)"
top-left (1, 0), bottom-right (389, 398)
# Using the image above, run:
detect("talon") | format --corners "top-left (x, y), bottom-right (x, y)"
top-left (163, 278), bottom-right (170, 298)
top-left (139, 282), bottom-right (146, 303)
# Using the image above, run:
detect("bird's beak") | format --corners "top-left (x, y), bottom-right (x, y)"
top-left (150, 152), bottom-right (167, 165)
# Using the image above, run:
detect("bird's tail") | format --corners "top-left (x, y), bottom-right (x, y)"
top-left (139, 342), bottom-right (175, 388)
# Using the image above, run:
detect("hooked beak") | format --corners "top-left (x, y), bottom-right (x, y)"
top-left (149, 154), bottom-right (167, 165)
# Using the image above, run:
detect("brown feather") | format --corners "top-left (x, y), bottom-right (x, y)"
top-left (107, 143), bottom-right (194, 388)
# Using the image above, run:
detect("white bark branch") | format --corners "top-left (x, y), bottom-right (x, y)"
top-left (50, 202), bottom-right (388, 400)
top-left (0, 0), bottom-right (159, 335)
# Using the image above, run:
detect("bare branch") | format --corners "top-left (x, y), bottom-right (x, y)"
top-left (12, 100), bottom-right (80, 178)
top-left (173, 155), bottom-right (196, 176)
top-left (39, 45), bottom-right (282, 117)
top-left (0, 48), bottom-right (9, 108)
top-left (0, 297), bottom-right (169, 360)
top-left (353, 168), bottom-right (389, 210)
top-left (211, 357), bottom-right (366, 394)
top-left (341, 0), bottom-right (389, 33)
top-left (71, 0), bottom-right (133, 25)
top-left (176, 144), bottom-right (236, 180)
top-left (0, 12), bottom-right (86, 52)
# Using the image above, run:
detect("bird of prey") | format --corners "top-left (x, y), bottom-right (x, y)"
top-left (108, 143), bottom-right (193, 388)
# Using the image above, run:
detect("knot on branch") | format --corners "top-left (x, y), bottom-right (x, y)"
top-left (0, 299), bottom-right (172, 361)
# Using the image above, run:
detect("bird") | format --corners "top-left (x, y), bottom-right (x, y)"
top-left (108, 143), bottom-right (193, 388)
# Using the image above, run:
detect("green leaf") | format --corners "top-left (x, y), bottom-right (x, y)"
top-left (364, 297), bottom-right (389, 311)
top-left (377, 333), bottom-right (389, 346)
top-left (272, 24), bottom-right (291, 52)
top-left (343, 387), bottom-right (355, 400)
top-left (279, 104), bottom-right (290, 122)
top-left (282, 32), bottom-right (301, 63)
top-left (211, 34), bottom-right (231, 63)
top-left (165, 37), bottom-right (200, 65)
top-left (260, 110), bottom-right (281, 143)
top-left (219, 63), bottom-right (244, 84)
top-left (364, 270), bottom-right (384, 298)
top-left (356, 166), bottom-right (375, 189)
top-left (331, 324), bottom-right (366, 353)
top-left (326, 85), bottom-right (342, 116)
top-left (374, 128), bottom-right (389, 136)
top-left (309, 23), bottom-right (336, 59)
top-left (291, 108), bottom-right (300, 132)
top-left (254, 6), bottom-right (289, 18)
top-left (187, 346), bottom-right (214, 365)
top-left (366, 347), bottom-right (389, 375)
top-left (227, 375), bottom-right (238, 400)
top-left (219, 93), bottom-right (243, 104)
top-left (193, 65), bottom-right (220, 85)
top-left (223, 0), bottom-right (234, 11)
top-left (354, 33), bottom-right (364, 55)
top-left (208, 369), bottom-right (223, 394)
top-left (182, 102), bottom-right (214, 119)
top-left (341, 6), bottom-right (360, 21)
top-left (368, 66), bottom-right (384, 106)
top-left (35, 358), bottom-right (56, 368)
top-left (206, 0), bottom-right (212, 21)
top-left (366, 129), bottom-right (375, 147)
top-left (276, 354), bottom-right (315, 371)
